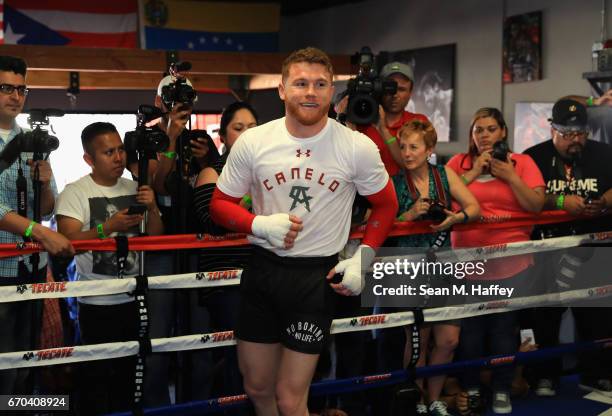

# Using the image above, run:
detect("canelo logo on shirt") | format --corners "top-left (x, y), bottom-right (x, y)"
top-left (289, 186), bottom-right (312, 211)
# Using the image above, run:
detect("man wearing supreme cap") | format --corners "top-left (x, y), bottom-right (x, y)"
top-left (523, 98), bottom-right (612, 398)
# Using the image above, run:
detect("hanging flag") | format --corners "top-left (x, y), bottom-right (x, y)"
top-left (139, 0), bottom-right (280, 52)
top-left (4, 0), bottom-right (138, 48)
top-left (0, 0), bottom-right (5, 45)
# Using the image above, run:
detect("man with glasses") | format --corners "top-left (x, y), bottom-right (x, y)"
top-left (523, 98), bottom-right (612, 398)
top-left (0, 55), bottom-right (74, 394)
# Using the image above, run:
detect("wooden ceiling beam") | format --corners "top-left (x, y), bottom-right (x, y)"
top-left (0, 44), bottom-right (353, 77)
top-left (26, 70), bottom-right (230, 91)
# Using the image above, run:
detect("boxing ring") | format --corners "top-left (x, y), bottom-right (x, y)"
top-left (0, 210), bottom-right (611, 415)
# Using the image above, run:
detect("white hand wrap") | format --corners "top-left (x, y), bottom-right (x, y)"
top-left (251, 214), bottom-right (292, 248)
top-left (332, 244), bottom-right (376, 295)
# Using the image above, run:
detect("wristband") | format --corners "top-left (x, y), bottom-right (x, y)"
top-left (460, 174), bottom-right (469, 185)
top-left (24, 220), bottom-right (36, 238)
top-left (587, 96), bottom-right (595, 107)
top-left (97, 223), bottom-right (107, 239)
top-left (556, 194), bottom-right (565, 210)
top-left (459, 209), bottom-right (469, 223)
top-left (385, 136), bottom-right (397, 145)
top-left (398, 213), bottom-right (407, 221)
top-left (162, 151), bottom-right (176, 159)
top-left (242, 195), bottom-right (252, 207)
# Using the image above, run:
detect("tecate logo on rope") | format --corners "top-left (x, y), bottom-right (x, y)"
top-left (28, 282), bottom-right (68, 294)
top-left (216, 394), bottom-right (249, 406)
top-left (350, 315), bottom-right (387, 327)
top-left (363, 374), bottom-right (392, 384)
top-left (489, 355), bottom-right (515, 366)
top-left (22, 347), bottom-right (74, 362)
top-left (592, 231), bottom-right (612, 240)
top-left (195, 270), bottom-right (239, 281)
top-left (201, 331), bottom-right (234, 344)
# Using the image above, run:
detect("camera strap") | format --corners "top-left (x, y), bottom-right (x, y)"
top-left (115, 235), bottom-right (129, 279)
top-left (403, 165), bottom-right (448, 207)
top-left (405, 166), bottom-right (449, 256)
top-left (131, 275), bottom-right (151, 414)
top-left (16, 156), bottom-right (27, 218)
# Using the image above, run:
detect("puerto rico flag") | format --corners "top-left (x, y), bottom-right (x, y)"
top-left (3, 0), bottom-right (138, 48)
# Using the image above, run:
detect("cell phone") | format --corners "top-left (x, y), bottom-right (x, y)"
top-left (127, 204), bottom-right (147, 215)
top-left (520, 328), bottom-right (536, 346)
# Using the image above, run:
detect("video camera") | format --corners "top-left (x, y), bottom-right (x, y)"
top-left (346, 47), bottom-right (397, 125)
top-left (160, 61), bottom-right (197, 110)
top-left (0, 108), bottom-right (62, 172)
top-left (124, 105), bottom-right (169, 154)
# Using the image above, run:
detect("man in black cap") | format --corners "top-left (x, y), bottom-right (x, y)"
top-left (523, 98), bottom-right (612, 398)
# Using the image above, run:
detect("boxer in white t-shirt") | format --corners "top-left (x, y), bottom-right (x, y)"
top-left (210, 47), bottom-right (398, 416)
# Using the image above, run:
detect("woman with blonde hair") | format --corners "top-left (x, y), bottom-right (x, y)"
top-left (392, 119), bottom-right (479, 416)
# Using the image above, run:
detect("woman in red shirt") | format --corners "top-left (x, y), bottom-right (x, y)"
top-left (446, 107), bottom-right (545, 414)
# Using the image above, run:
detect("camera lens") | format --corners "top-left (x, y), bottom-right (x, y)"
top-left (347, 94), bottom-right (379, 125)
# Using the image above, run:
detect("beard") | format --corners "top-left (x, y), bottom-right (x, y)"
top-left (566, 143), bottom-right (584, 162)
top-left (285, 100), bottom-right (329, 126)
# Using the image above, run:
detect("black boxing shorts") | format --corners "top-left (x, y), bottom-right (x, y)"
top-left (235, 245), bottom-right (338, 354)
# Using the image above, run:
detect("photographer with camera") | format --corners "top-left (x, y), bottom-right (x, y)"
top-left (337, 56), bottom-right (428, 177)
top-left (0, 55), bottom-right (74, 395)
top-left (149, 70), bottom-right (208, 200)
top-left (391, 119), bottom-right (479, 416)
top-left (447, 108), bottom-right (545, 414)
top-left (523, 99), bottom-right (612, 399)
top-left (127, 71), bottom-right (217, 404)
top-left (56, 122), bottom-right (163, 414)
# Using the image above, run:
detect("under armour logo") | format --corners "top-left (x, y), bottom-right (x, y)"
top-left (289, 186), bottom-right (313, 211)
top-left (22, 352), bottom-right (34, 361)
top-left (296, 149), bottom-right (311, 158)
top-left (16, 284), bottom-right (27, 294)
top-left (350, 318), bottom-right (358, 326)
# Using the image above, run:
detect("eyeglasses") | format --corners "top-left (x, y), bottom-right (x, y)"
top-left (0, 84), bottom-right (28, 97)
top-left (555, 129), bottom-right (587, 141)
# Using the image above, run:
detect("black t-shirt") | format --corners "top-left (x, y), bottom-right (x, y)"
top-left (523, 139), bottom-right (612, 235)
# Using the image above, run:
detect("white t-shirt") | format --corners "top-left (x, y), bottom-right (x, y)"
top-left (217, 117), bottom-right (388, 256)
top-left (56, 175), bottom-right (139, 305)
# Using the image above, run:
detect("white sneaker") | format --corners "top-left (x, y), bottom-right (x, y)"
top-left (535, 378), bottom-right (556, 397)
top-left (416, 402), bottom-right (428, 415)
top-left (579, 379), bottom-right (612, 397)
top-left (428, 400), bottom-right (451, 416)
top-left (492, 391), bottom-right (512, 414)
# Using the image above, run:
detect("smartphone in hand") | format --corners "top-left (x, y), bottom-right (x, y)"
top-left (127, 204), bottom-right (147, 215)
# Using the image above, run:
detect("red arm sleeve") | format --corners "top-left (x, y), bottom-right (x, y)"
top-left (361, 179), bottom-right (398, 249)
top-left (209, 188), bottom-right (256, 234)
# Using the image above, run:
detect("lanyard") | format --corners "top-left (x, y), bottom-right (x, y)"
top-left (403, 164), bottom-right (448, 207)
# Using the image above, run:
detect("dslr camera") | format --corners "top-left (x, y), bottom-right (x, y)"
top-left (124, 105), bottom-right (169, 154)
top-left (0, 109), bottom-right (62, 171)
top-left (422, 198), bottom-right (447, 222)
top-left (160, 61), bottom-right (197, 110)
top-left (345, 47), bottom-right (397, 125)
